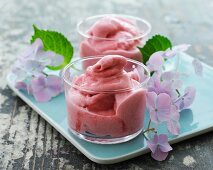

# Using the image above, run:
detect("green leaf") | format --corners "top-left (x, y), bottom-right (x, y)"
top-left (31, 25), bottom-right (73, 70)
top-left (138, 34), bottom-right (172, 64)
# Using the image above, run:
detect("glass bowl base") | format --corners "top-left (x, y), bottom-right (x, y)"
top-left (68, 128), bottom-right (142, 144)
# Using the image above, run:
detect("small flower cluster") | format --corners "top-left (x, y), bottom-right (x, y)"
top-left (145, 44), bottom-right (203, 161)
top-left (12, 38), bottom-right (64, 102)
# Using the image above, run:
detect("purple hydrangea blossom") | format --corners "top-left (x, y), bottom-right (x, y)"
top-left (12, 38), bottom-right (65, 102)
top-left (30, 75), bottom-right (63, 102)
top-left (12, 38), bottom-right (44, 80)
top-left (147, 134), bottom-right (172, 161)
top-left (161, 71), bottom-right (182, 89)
top-left (147, 72), bottom-right (181, 101)
top-left (146, 92), bottom-right (172, 123)
top-left (146, 52), bottom-right (164, 72)
top-left (144, 43), bottom-right (200, 161)
top-left (161, 71), bottom-right (183, 100)
top-left (147, 73), bottom-right (172, 95)
top-left (12, 38), bottom-right (63, 81)
top-left (174, 86), bottom-right (196, 111)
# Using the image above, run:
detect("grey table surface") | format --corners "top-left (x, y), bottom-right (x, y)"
top-left (0, 0), bottom-right (213, 169)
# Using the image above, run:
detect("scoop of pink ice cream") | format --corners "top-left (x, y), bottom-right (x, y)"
top-left (66, 55), bottom-right (146, 138)
top-left (80, 16), bottom-right (142, 62)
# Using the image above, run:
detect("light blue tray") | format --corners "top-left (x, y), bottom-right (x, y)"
top-left (7, 53), bottom-right (213, 164)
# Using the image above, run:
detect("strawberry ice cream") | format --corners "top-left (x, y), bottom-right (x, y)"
top-left (79, 16), bottom-right (143, 62)
top-left (65, 55), bottom-right (147, 140)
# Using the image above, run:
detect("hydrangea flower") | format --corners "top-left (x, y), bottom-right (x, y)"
top-left (161, 71), bottom-right (182, 90)
top-left (147, 134), bottom-right (172, 161)
top-left (146, 44), bottom-right (191, 74)
top-left (141, 42), bottom-right (201, 161)
top-left (30, 75), bottom-right (63, 102)
top-left (12, 39), bottom-right (44, 80)
top-left (174, 86), bottom-right (196, 110)
top-left (147, 72), bottom-right (182, 101)
top-left (12, 38), bottom-right (65, 102)
top-left (146, 52), bottom-right (164, 72)
top-left (15, 75), bottom-right (63, 102)
top-left (12, 38), bottom-right (63, 81)
top-left (146, 92), bottom-right (172, 123)
top-left (147, 73), bottom-right (172, 95)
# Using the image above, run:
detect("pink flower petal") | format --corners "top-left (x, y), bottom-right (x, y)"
top-left (30, 75), bottom-right (63, 102)
top-left (30, 75), bottom-right (46, 93)
top-left (148, 73), bottom-right (178, 98)
top-left (157, 134), bottom-right (168, 144)
top-left (46, 75), bottom-right (64, 96)
top-left (161, 71), bottom-right (183, 91)
top-left (150, 110), bottom-right (158, 124)
top-left (146, 92), bottom-right (157, 110)
top-left (30, 75), bottom-right (53, 102)
top-left (170, 105), bottom-right (180, 120)
top-left (166, 105), bottom-right (180, 135)
top-left (15, 81), bottom-right (27, 90)
top-left (192, 59), bottom-right (203, 77)
top-left (146, 52), bottom-right (164, 72)
top-left (148, 74), bottom-right (165, 94)
top-left (159, 143), bottom-right (173, 153)
top-left (147, 138), bottom-right (158, 153)
top-left (151, 146), bottom-right (169, 161)
top-left (19, 38), bottom-right (43, 60)
top-left (183, 86), bottom-right (196, 108)
top-left (175, 86), bottom-right (196, 110)
top-left (162, 71), bottom-right (179, 81)
top-left (167, 119), bottom-right (180, 135)
top-left (33, 88), bottom-right (52, 102)
top-left (33, 38), bottom-right (43, 49)
top-left (157, 93), bottom-right (171, 122)
top-left (147, 134), bottom-right (172, 161)
top-left (163, 50), bottom-right (176, 58)
top-left (147, 134), bottom-right (158, 153)
top-left (146, 92), bottom-right (158, 123)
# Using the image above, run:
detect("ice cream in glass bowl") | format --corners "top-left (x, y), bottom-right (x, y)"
top-left (77, 14), bottom-right (151, 64)
top-left (62, 55), bottom-right (150, 144)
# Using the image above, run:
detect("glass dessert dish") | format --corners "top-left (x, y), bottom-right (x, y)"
top-left (77, 14), bottom-right (151, 62)
top-left (62, 55), bottom-right (150, 144)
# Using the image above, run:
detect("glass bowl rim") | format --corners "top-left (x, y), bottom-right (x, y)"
top-left (77, 14), bottom-right (152, 41)
top-left (62, 56), bottom-right (150, 93)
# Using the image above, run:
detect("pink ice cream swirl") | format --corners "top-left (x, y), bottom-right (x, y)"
top-left (66, 55), bottom-right (147, 138)
top-left (80, 16), bottom-right (143, 62)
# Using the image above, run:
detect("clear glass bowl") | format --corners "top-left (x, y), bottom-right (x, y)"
top-left (62, 56), bottom-right (150, 144)
top-left (77, 14), bottom-right (151, 62)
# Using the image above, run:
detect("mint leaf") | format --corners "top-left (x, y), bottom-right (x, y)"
top-left (138, 35), bottom-right (172, 64)
top-left (31, 25), bottom-right (73, 70)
